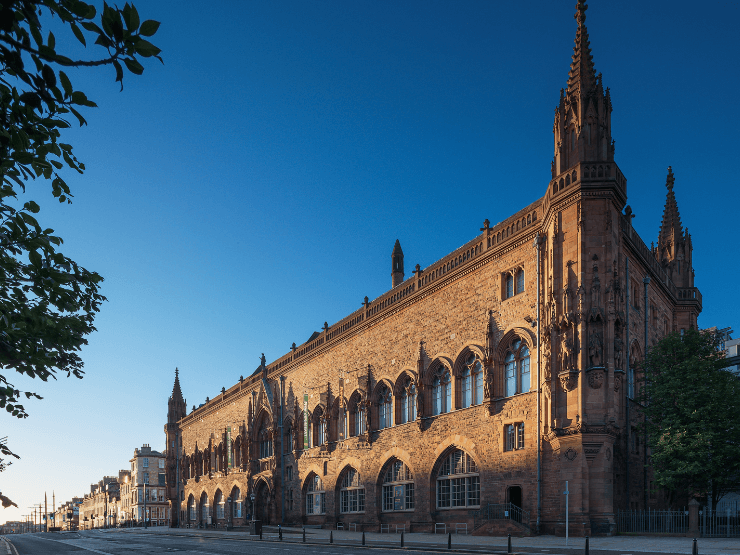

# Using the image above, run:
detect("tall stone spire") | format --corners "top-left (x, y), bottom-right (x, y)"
top-left (391, 239), bottom-right (405, 288)
top-left (168, 367), bottom-right (186, 425)
top-left (552, 0), bottom-right (613, 178)
top-left (656, 167), bottom-right (692, 287)
top-left (658, 167), bottom-right (683, 245)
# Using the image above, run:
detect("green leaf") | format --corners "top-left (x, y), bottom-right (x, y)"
top-left (139, 19), bottom-right (160, 37)
top-left (24, 201), bottom-right (40, 214)
top-left (70, 22), bottom-right (86, 46)
top-left (59, 71), bottom-right (73, 97)
top-left (134, 39), bottom-right (161, 58)
top-left (124, 58), bottom-right (144, 75)
top-left (42, 64), bottom-right (56, 88)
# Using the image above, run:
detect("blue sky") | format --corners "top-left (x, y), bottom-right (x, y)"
top-left (3, 0), bottom-right (739, 524)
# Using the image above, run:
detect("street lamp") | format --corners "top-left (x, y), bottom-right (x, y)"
top-left (249, 493), bottom-right (255, 522)
top-left (226, 497), bottom-right (232, 530)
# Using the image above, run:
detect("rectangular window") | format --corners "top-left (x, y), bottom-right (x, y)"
top-left (159, 459), bottom-right (165, 469)
top-left (467, 476), bottom-right (480, 506)
top-left (405, 483), bottom-right (414, 509)
top-left (516, 423), bottom-right (525, 449)
top-left (505, 274), bottom-right (514, 299)
top-left (505, 424), bottom-right (515, 451)
top-left (143, 458), bottom-right (149, 468)
top-left (158, 473), bottom-right (165, 486)
top-left (143, 473), bottom-right (149, 484)
top-left (286, 465), bottom-right (293, 481)
top-left (516, 269), bottom-right (525, 294)
top-left (451, 478), bottom-right (466, 507)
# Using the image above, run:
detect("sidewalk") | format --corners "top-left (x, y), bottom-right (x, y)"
top-left (118, 525), bottom-right (740, 554)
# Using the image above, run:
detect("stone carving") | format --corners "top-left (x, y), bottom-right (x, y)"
top-left (605, 447), bottom-right (612, 461)
top-left (560, 332), bottom-right (574, 373)
top-left (559, 371), bottom-right (578, 392)
top-left (614, 334), bottom-right (623, 370)
top-left (588, 369), bottom-right (604, 389)
top-left (614, 374), bottom-right (622, 393)
top-left (588, 330), bottom-right (603, 368)
top-left (591, 271), bottom-right (601, 310)
top-left (564, 447), bottom-right (578, 461)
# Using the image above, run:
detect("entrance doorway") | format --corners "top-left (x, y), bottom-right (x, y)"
top-left (255, 481), bottom-right (271, 524)
top-left (507, 486), bottom-right (522, 522)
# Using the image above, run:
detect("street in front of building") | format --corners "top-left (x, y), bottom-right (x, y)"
top-left (2, 528), bottom-right (739, 555)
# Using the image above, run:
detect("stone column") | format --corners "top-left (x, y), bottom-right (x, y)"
top-left (688, 499), bottom-right (699, 537)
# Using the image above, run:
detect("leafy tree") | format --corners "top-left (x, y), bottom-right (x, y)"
top-left (0, 437), bottom-right (18, 508)
top-left (637, 328), bottom-right (740, 507)
top-left (0, 0), bottom-right (161, 421)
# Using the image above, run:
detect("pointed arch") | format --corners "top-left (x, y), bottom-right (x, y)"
top-left (453, 345), bottom-right (485, 408)
top-left (336, 464), bottom-right (365, 514)
top-left (430, 440), bottom-right (481, 510)
top-left (393, 370), bottom-right (417, 425)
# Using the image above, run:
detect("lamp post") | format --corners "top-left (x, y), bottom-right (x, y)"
top-left (227, 496), bottom-right (232, 530)
top-left (250, 492), bottom-right (255, 522)
top-left (563, 481), bottom-right (569, 546)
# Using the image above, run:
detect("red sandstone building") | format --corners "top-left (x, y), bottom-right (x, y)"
top-left (165, 1), bottom-right (701, 536)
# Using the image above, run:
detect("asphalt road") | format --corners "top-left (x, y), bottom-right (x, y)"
top-left (0, 530), bottom-right (697, 555)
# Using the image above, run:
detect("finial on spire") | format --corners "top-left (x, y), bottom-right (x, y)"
top-left (666, 166), bottom-right (674, 191)
top-left (575, 0), bottom-right (587, 26)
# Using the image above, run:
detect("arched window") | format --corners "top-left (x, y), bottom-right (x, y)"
top-left (339, 468), bottom-right (365, 513)
top-left (306, 475), bottom-right (325, 515)
top-left (338, 405), bottom-right (347, 440)
top-left (200, 495), bottom-right (209, 522)
top-left (400, 379), bottom-right (417, 424)
top-left (505, 273), bottom-right (514, 299)
top-left (189, 496), bottom-right (196, 522)
top-left (436, 449), bottom-right (480, 508)
top-left (215, 490), bottom-right (224, 520)
top-left (382, 460), bottom-right (414, 511)
top-left (461, 353), bottom-right (483, 408)
top-left (516, 268), bottom-right (525, 294)
top-left (432, 367), bottom-right (451, 415)
top-left (232, 487), bottom-right (242, 518)
top-left (353, 401), bottom-right (366, 436)
top-left (378, 385), bottom-right (393, 429)
top-left (505, 338), bottom-right (530, 397)
top-left (259, 428), bottom-right (272, 459)
top-left (316, 409), bottom-right (327, 445)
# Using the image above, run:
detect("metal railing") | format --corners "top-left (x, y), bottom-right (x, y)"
top-left (701, 503), bottom-right (740, 538)
top-left (472, 503), bottom-right (530, 531)
top-left (617, 508), bottom-right (688, 534)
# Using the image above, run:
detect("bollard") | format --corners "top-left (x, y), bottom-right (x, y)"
top-left (693, 537), bottom-right (698, 555)
top-left (447, 532), bottom-right (451, 550)
top-left (585, 535), bottom-right (589, 555)
top-left (259, 527), bottom-right (262, 540)
top-left (507, 533), bottom-right (512, 554)
top-left (362, 531), bottom-right (366, 546)
top-left (330, 531), bottom-right (333, 544)
top-left (279, 525), bottom-right (282, 541)
top-left (401, 531), bottom-right (404, 547)
top-left (303, 527), bottom-right (306, 543)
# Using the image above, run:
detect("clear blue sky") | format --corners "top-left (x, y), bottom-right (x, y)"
top-left (3, 0), bottom-right (739, 524)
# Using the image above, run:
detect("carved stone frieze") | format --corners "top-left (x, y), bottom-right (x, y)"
top-left (587, 367), bottom-right (605, 389)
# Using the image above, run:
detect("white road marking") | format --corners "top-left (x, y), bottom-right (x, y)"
top-left (32, 535), bottom-right (116, 555)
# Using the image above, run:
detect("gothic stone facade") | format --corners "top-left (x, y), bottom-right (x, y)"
top-left (165, 1), bottom-right (701, 536)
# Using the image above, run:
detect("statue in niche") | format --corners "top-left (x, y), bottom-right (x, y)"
top-left (416, 380), bottom-right (425, 419)
top-left (589, 330), bottom-right (603, 368)
top-left (614, 334), bottom-right (623, 371)
top-left (560, 332), bottom-right (574, 373)
top-left (591, 271), bottom-right (601, 310)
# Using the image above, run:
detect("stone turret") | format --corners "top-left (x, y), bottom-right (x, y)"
top-left (392, 239), bottom-right (404, 288)
top-left (552, 0), bottom-right (614, 177)
top-left (656, 167), bottom-right (693, 288)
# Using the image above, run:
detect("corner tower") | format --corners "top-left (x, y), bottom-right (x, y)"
top-left (391, 239), bottom-right (404, 288)
top-left (165, 368), bottom-right (186, 526)
top-left (552, 0), bottom-right (613, 178)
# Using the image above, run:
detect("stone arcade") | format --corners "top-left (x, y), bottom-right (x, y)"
top-left (164, 1), bottom-right (701, 536)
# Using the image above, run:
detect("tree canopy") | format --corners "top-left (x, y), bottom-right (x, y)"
top-left (638, 328), bottom-right (740, 506)
top-left (0, 0), bottom-right (161, 507)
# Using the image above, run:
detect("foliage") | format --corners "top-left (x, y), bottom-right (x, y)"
top-left (0, 436), bottom-right (18, 508)
top-left (637, 328), bottom-right (740, 506)
top-left (0, 0), bottom-right (161, 418)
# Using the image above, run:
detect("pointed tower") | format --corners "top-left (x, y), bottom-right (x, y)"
top-left (164, 367), bottom-right (186, 526)
top-left (391, 239), bottom-right (404, 288)
top-left (552, 0), bottom-right (614, 178)
top-left (656, 167), bottom-right (693, 288)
